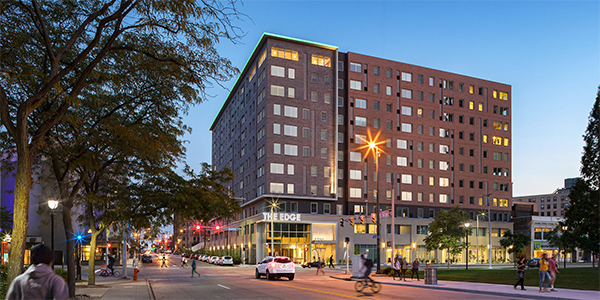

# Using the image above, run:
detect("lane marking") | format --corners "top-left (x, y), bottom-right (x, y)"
top-left (259, 281), bottom-right (363, 299)
top-left (217, 284), bottom-right (231, 290)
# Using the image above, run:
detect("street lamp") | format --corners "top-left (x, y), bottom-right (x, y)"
top-left (358, 130), bottom-right (385, 274)
top-left (464, 222), bottom-right (470, 270)
top-left (48, 200), bottom-right (59, 258)
top-left (476, 211), bottom-right (486, 264)
top-left (268, 198), bottom-right (280, 257)
top-left (479, 193), bottom-right (493, 269)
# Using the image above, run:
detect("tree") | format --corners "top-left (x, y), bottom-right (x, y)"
top-left (563, 180), bottom-right (599, 267)
top-left (581, 87), bottom-right (600, 190)
top-left (0, 0), bottom-right (243, 285)
top-left (424, 206), bottom-right (469, 268)
top-left (545, 223), bottom-right (577, 269)
top-left (0, 206), bottom-right (11, 234)
top-left (499, 230), bottom-right (531, 262)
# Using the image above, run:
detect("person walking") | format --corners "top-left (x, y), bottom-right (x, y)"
top-left (329, 255), bottom-right (335, 268)
top-left (393, 256), bottom-right (401, 280)
top-left (539, 253), bottom-right (551, 293)
top-left (6, 244), bottom-right (69, 300)
top-left (411, 258), bottom-right (421, 281)
top-left (316, 256), bottom-right (325, 275)
top-left (514, 257), bottom-right (526, 290)
top-left (400, 257), bottom-right (408, 281)
top-left (161, 255), bottom-right (167, 268)
top-left (549, 253), bottom-right (559, 292)
top-left (191, 258), bottom-right (201, 277)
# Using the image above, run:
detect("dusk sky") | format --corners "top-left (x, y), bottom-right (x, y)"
top-left (180, 0), bottom-right (599, 197)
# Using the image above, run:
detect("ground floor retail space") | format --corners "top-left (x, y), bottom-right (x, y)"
top-left (203, 213), bottom-right (515, 266)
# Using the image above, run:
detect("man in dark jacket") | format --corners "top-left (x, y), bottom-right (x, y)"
top-left (6, 243), bottom-right (69, 300)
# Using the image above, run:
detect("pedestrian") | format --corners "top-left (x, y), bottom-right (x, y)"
top-left (549, 253), bottom-right (559, 292)
top-left (539, 253), bottom-right (551, 293)
top-left (181, 256), bottom-right (187, 268)
top-left (6, 243), bottom-right (69, 300)
top-left (393, 255), bottom-right (401, 280)
top-left (316, 256), bottom-right (325, 275)
top-left (191, 258), bottom-right (201, 277)
top-left (411, 258), bottom-right (421, 281)
top-left (329, 255), bottom-right (334, 268)
top-left (108, 254), bottom-right (116, 275)
top-left (161, 255), bottom-right (167, 268)
top-left (514, 257), bottom-right (526, 290)
top-left (400, 257), bottom-right (408, 281)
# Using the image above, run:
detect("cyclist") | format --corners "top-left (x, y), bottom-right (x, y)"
top-left (361, 254), bottom-right (374, 283)
top-left (108, 254), bottom-right (116, 275)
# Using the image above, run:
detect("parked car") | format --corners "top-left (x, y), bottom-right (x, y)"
top-left (220, 256), bottom-right (234, 266)
top-left (527, 258), bottom-right (541, 268)
top-left (141, 254), bottom-right (152, 263)
top-left (215, 256), bottom-right (224, 265)
top-left (209, 256), bottom-right (218, 264)
top-left (301, 261), bottom-right (325, 268)
top-left (255, 256), bottom-right (295, 280)
top-left (165, 249), bottom-right (172, 254)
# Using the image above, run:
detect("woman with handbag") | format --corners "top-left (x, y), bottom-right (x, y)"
top-left (514, 257), bottom-right (526, 290)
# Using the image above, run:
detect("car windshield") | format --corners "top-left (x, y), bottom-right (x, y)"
top-left (275, 257), bottom-right (292, 263)
top-left (224, 256), bottom-right (232, 259)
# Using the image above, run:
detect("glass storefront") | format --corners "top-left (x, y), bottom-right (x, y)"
top-left (264, 222), bottom-right (336, 263)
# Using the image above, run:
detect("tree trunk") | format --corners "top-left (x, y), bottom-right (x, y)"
top-left (447, 248), bottom-right (450, 269)
top-left (88, 231), bottom-right (98, 285)
top-left (7, 149), bottom-right (33, 283)
top-left (62, 203), bottom-right (76, 297)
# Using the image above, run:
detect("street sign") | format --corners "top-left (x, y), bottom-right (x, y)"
top-left (226, 227), bottom-right (239, 231)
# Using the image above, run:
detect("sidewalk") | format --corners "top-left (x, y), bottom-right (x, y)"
top-left (330, 273), bottom-right (600, 300)
top-left (75, 258), bottom-right (153, 300)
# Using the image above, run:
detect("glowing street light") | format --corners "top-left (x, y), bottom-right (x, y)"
top-left (357, 130), bottom-right (385, 274)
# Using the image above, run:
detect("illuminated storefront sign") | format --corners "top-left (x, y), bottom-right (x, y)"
top-left (262, 212), bottom-right (302, 222)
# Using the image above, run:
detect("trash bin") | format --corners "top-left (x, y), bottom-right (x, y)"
top-left (424, 268), bottom-right (437, 284)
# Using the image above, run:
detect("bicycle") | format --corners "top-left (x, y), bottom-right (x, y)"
top-left (354, 276), bottom-right (382, 294)
top-left (96, 265), bottom-right (121, 278)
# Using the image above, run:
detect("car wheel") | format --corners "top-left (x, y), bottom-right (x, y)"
top-left (255, 268), bottom-right (261, 279)
top-left (288, 275), bottom-right (294, 281)
top-left (266, 270), bottom-right (271, 280)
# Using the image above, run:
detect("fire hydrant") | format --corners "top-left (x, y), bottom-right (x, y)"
top-left (133, 267), bottom-right (139, 281)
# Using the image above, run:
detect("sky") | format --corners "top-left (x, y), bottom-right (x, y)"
top-left (180, 0), bottom-right (599, 197)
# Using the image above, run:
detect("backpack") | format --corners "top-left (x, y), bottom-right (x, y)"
top-left (365, 258), bottom-right (373, 268)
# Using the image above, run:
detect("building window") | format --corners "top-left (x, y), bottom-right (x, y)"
top-left (386, 86), bottom-right (393, 96)
top-left (373, 66), bottom-right (380, 75)
top-left (311, 54), bottom-right (331, 67)
top-left (270, 183), bottom-right (284, 193)
top-left (350, 188), bottom-right (362, 198)
top-left (373, 84), bottom-right (380, 93)
top-left (401, 123), bottom-right (412, 133)
top-left (271, 85), bottom-right (285, 97)
top-left (350, 62), bottom-right (362, 72)
top-left (271, 47), bottom-right (298, 61)
top-left (429, 77), bottom-right (434, 86)
top-left (311, 91), bottom-right (318, 102)
top-left (324, 203), bottom-right (331, 214)
top-left (271, 65), bottom-right (285, 77)
top-left (401, 89), bottom-right (412, 99)
top-left (350, 80), bottom-right (362, 90)
top-left (284, 144), bottom-right (298, 156)
top-left (401, 72), bottom-right (412, 82)
top-left (355, 98), bottom-right (367, 109)
top-left (310, 202), bottom-right (318, 214)
top-left (386, 69), bottom-right (393, 78)
top-left (355, 116), bottom-right (367, 127)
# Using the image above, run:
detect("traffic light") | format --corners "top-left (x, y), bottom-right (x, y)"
top-left (339, 218), bottom-right (344, 227)
top-left (345, 237), bottom-right (350, 244)
top-left (350, 217), bottom-right (355, 227)
top-left (107, 243), bottom-right (112, 248)
top-left (371, 212), bottom-right (377, 224)
top-left (387, 241), bottom-right (392, 248)
top-left (195, 224), bottom-right (201, 230)
top-left (215, 225), bottom-right (221, 231)
top-left (360, 215), bottom-right (365, 225)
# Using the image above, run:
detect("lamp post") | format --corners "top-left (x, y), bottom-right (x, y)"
top-left (268, 198), bottom-right (280, 257)
top-left (476, 212), bottom-right (485, 264)
top-left (464, 222), bottom-right (470, 270)
top-left (369, 141), bottom-right (381, 273)
top-left (48, 200), bottom-right (59, 259)
top-left (479, 193), bottom-right (493, 269)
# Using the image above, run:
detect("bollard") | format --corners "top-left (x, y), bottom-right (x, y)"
top-left (133, 267), bottom-right (139, 281)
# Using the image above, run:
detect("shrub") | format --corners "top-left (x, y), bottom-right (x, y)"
top-left (0, 264), bottom-right (8, 300)
top-left (54, 269), bottom-right (68, 281)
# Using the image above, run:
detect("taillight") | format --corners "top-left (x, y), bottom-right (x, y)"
top-left (290, 262), bottom-right (295, 267)
top-left (271, 262), bottom-right (276, 268)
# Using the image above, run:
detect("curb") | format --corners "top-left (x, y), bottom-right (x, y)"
top-left (146, 279), bottom-right (156, 300)
top-left (329, 275), bottom-right (578, 300)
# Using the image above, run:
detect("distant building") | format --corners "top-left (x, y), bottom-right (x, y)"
top-left (206, 33), bottom-right (513, 265)
top-left (512, 177), bottom-right (580, 218)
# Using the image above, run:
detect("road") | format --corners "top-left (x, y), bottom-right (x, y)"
top-left (137, 253), bottom-right (511, 300)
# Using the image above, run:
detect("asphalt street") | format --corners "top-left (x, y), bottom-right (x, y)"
top-left (140, 253), bottom-right (511, 300)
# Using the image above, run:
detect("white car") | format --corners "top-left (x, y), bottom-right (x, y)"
top-left (255, 256), bottom-right (295, 280)
top-left (220, 256), bottom-right (234, 266)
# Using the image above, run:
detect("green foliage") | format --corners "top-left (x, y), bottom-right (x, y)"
top-left (581, 87), bottom-right (600, 189)
top-left (54, 269), bottom-right (68, 282)
top-left (0, 206), bottom-right (11, 233)
top-left (499, 230), bottom-right (531, 257)
top-left (0, 264), bottom-right (7, 300)
top-left (563, 180), bottom-right (600, 260)
top-left (423, 206), bottom-right (469, 268)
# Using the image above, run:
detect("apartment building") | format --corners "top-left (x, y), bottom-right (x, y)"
top-left (512, 177), bottom-right (579, 217)
top-left (204, 33), bottom-right (513, 265)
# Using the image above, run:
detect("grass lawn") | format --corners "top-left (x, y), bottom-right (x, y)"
top-left (434, 267), bottom-right (599, 291)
